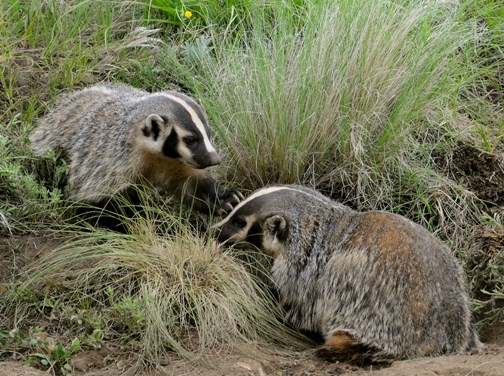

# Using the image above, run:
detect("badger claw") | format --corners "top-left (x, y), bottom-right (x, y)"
top-left (218, 188), bottom-right (243, 215)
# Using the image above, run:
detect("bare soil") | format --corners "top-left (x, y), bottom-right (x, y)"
top-left (1, 326), bottom-right (503, 376)
top-left (1, 142), bottom-right (503, 375)
top-left (443, 142), bottom-right (504, 208)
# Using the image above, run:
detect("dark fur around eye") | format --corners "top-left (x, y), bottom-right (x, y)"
top-left (183, 136), bottom-right (198, 146)
top-left (233, 218), bottom-right (247, 228)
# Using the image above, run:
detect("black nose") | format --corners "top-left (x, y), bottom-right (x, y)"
top-left (212, 226), bottom-right (232, 244)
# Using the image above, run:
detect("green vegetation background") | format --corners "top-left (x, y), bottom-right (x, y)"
top-left (0, 0), bottom-right (502, 374)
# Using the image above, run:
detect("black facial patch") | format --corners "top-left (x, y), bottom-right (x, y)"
top-left (151, 118), bottom-right (160, 141)
top-left (162, 127), bottom-right (180, 158)
top-left (245, 221), bottom-right (264, 250)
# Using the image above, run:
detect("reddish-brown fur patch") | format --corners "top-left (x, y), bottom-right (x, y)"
top-left (316, 331), bottom-right (389, 365)
top-left (346, 213), bottom-right (415, 261)
top-left (324, 331), bottom-right (356, 354)
top-left (133, 150), bottom-right (206, 189)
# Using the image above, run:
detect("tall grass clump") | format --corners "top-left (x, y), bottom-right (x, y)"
top-left (165, 0), bottom-right (482, 215)
top-left (0, 200), bottom-right (308, 372)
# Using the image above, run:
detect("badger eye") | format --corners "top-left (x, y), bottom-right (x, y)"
top-left (233, 218), bottom-right (247, 229)
top-left (183, 136), bottom-right (197, 146)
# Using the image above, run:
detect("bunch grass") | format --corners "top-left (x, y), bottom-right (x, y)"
top-left (1, 193), bottom-right (309, 372)
top-left (170, 0), bottom-right (479, 203)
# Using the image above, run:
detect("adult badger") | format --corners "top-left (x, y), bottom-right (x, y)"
top-left (30, 83), bottom-right (242, 215)
top-left (213, 185), bottom-right (480, 363)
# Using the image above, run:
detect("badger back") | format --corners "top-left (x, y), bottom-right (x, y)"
top-left (29, 85), bottom-right (126, 154)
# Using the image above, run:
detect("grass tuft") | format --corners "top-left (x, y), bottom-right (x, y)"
top-left (1, 201), bottom-right (308, 371)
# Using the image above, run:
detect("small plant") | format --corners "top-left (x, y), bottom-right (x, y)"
top-left (0, 327), bottom-right (81, 375)
top-left (143, 0), bottom-right (261, 31)
top-left (0, 118), bottom-right (67, 234)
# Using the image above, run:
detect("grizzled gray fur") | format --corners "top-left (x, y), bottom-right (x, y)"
top-left (30, 83), bottom-right (241, 214)
top-left (214, 185), bottom-right (480, 361)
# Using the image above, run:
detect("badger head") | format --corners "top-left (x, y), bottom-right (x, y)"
top-left (135, 91), bottom-right (221, 169)
top-left (212, 185), bottom-right (331, 257)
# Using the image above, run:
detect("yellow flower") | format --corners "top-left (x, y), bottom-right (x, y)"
top-left (184, 10), bottom-right (193, 18)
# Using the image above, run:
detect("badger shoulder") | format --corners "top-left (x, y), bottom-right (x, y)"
top-left (331, 209), bottom-right (448, 257)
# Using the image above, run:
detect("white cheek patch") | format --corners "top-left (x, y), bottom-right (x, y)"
top-left (172, 126), bottom-right (196, 163)
top-left (158, 93), bottom-right (216, 154)
top-left (136, 137), bottom-right (163, 153)
top-left (263, 234), bottom-right (284, 258)
top-left (176, 143), bottom-right (196, 165)
top-left (237, 216), bottom-right (255, 239)
top-left (135, 128), bottom-right (165, 154)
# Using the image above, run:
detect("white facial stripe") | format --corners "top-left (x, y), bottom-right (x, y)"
top-left (212, 186), bottom-right (294, 228)
top-left (212, 185), bottom-right (337, 229)
top-left (160, 93), bottom-right (216, 153)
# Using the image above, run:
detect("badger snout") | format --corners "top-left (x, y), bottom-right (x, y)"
top-left (210, 222), bottom-right (240, 246)
top-left (192, 151), bottom-right (221, 169)
top-left (207, 151), bottom-right (222, 167)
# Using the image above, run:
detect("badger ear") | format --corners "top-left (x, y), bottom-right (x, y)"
top-left (142, 114), bottom-right (169, 141)
top-left (265, 215), bottom-right (287, 238)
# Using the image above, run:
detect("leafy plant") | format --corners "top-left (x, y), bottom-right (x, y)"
top-left (0, 327), bottom-right (81, 375)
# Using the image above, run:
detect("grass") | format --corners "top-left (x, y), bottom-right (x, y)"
top-left (1, 203), bottom-right (308, 372)
top-left (0, 0), bottom-right (503, 373)
top-left (168, 0), bottom-right (479, 199)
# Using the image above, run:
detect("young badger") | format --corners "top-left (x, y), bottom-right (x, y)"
top-left (213, 185), bottom-right (480, 362)
top-left (30, 83), bottom-right (241, 214)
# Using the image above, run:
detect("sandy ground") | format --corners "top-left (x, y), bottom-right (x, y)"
top-left (1, 321), bottom-right (502, 376)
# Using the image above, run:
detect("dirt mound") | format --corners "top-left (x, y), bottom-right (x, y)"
top-left (444, 142), bottom-right (504, 207)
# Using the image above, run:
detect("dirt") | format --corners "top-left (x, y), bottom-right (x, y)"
top-left (1, 142), bottom-right (503, 375)
top-left (444, 143), bottom-right (504, 208)
top-left (1, 329), bottom-right (504, 376)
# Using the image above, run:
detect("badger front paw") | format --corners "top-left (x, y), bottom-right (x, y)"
top-left (218, 189), bottom-right (244, 215)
